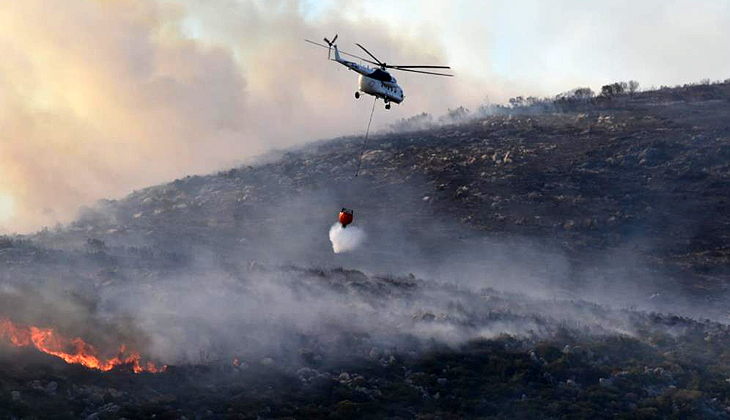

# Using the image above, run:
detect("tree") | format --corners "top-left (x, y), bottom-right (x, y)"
top-left (509, 96), bottom-right (525, 108)
top-left (86, 238), bottom-right (106, 252)
top-left (600, 82), bottom-right (627, 97)
top-left (628, 80), bottom-right (640, 94)
top-left (573, 87), bottom-right (595, 99)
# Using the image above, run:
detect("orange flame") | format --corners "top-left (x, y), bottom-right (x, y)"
top-left (0, 318), bottom-right (164, 373)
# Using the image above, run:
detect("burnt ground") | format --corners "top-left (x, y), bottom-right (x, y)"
top-left (1, 82), bottom-right (730, 418)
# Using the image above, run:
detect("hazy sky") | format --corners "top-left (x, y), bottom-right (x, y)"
top-left (1, 0), bottom-right (728, 233)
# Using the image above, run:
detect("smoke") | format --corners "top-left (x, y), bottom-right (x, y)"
top-left (4, 0), bottom-right (727, 234)
top-left (328, 223), bottom-right (366, 253)
top-left (0, 0), bottom-right (467, 234)
top-left (0, 179), bottom-right (723, 370)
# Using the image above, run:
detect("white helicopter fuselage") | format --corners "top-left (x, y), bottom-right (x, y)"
top-left (333, 46), bottom-right (404, 104)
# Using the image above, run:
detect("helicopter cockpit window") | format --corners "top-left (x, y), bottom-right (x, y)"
top-left (369, 69), bottom-right (393, 82)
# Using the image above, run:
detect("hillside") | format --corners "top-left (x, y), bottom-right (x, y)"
top-left (2, 82), bottom-right (730, 419)
top-left (36, 81), bottom-right (730, 312)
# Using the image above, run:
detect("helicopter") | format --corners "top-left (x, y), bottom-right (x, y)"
top-left (305, 34), bottom-right (453, 110)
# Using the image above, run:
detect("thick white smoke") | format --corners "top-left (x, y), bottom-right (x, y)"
top-left (328, 223), bottom-right (366, 253)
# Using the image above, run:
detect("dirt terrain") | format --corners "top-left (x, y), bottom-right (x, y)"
top-left (1, 82), bottom-right (730, 419)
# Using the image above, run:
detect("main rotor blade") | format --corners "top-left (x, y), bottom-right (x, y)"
top-left (355, 43), bottom-right (383, 66)
top-left (304, 39), bottom-right (380, 65)
top-left (338, 52), bottom-right (379, 66)
top-left (388, 65), bottom-right (451, 69)
top-left (391, 67), bottom-right (454, 77)
top-left (305, 39), bottom-right (332, 49)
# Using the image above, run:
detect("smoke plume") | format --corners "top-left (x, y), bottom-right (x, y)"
top-left (3, 0), bottom-right (727, 233)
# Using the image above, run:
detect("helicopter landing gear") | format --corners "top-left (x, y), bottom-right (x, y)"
top-left (355, 91), bottom-right (360, 99)
top-left (385, 102), bottom-right (391, 110)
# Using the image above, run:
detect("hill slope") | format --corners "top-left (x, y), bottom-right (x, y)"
top-left (2, 83), bottom-right (730, 419)
top-left (34, 82), bottom-right (730, 312)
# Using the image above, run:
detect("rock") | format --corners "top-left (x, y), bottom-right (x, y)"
top-left (437, 378), bottom-right (448, 385)
top-left (599, 378), bottom-right (614, 387)
top-left (569, 346), bottom-right (593, 359)
top-left (90, 391), bottom-right (105, 404)
top-left (296, 367), bottom-right (319, 382)
top-left (11, 391), bottom-right (20, 401)
top-left (309, 373), bottom-right (333, 388)
top-left (368, 347), bottom-right (381, 359)
top-left (454, 185), bottom-right (470, 198)
top-left (594, 355), bottom-right (611, 366)
top-left (95, 403), bottom-right (120, 414)
top-left (543, 373), bottom-right (556, 385)
top-left (354, 386), bottom-right (374, 400)
top-left (46, 381), bottom-right (58, 395)
top-left (107, 388), bottom-right (123, 399)
top-left (338, 372), bottom-right (351, 382)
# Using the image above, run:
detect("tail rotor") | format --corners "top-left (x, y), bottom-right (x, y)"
top-left (323, 34), bottom-right (338, 59)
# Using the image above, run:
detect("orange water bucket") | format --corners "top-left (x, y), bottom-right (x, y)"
top-left (338, 208), bottom-right (354, 228)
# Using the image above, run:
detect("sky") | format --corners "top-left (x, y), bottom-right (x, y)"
top-left (0, 0), bottom-right (728, 233)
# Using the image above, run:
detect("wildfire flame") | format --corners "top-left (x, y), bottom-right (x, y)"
top-left (0, 318), bottom-right (164, 373)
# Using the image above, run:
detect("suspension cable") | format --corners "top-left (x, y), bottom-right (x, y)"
top-left (354, 97), bottom-right (378, 177)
